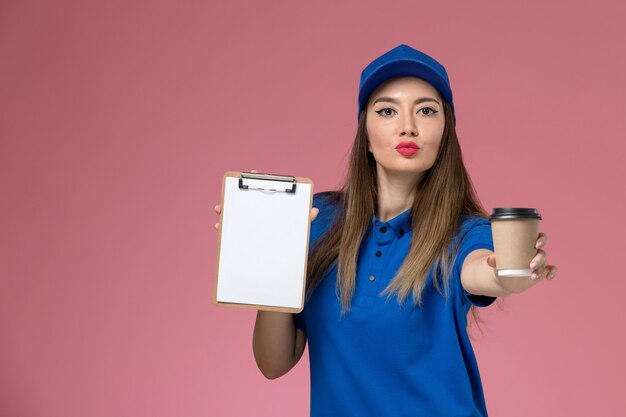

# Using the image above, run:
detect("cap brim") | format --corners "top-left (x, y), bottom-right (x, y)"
top-left (358, 59), bottom-right (453, 114)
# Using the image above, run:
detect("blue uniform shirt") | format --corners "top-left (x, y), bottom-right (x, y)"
top-left (295, 193), bottom-right (496, 417)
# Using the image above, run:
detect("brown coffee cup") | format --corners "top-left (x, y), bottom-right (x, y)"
top-left (490, 208), bottom-right (542, 277)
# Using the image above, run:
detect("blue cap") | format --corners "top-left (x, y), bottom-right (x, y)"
top-left (358, 44), bottom-right (455, 123)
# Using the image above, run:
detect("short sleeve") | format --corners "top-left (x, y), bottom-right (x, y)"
top-left (297, 192), bottom-right (340, 336)
top-left (455, 217), bottom-right (497, 308)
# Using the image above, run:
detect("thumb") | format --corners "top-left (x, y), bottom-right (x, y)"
top-left (486, 254), bottom-right (497, 269)
top-left (310, 207), bottom-right (319, 222)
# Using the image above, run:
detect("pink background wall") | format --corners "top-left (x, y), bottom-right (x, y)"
top-left (2, 0), bottom-right (625, 415)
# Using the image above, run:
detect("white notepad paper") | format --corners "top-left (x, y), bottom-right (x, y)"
top-left (215, 173), bottom-right (313, 311)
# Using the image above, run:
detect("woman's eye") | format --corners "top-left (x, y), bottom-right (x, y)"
top-left (375, 108), bottom-right (396, 117)
top-left (419, 107), bottom-right (438, 116)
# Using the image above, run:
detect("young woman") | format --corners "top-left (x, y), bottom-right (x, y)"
top-left (215, 44), bottom-right (557, 416)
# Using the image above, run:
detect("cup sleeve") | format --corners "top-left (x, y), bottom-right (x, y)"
top-left (455, 218), bottom-right (497, 308)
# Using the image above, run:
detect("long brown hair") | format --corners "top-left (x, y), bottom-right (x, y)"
top-left (306, 98), bottom-right (493, 328)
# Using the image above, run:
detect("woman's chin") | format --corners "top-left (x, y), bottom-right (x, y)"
top-left (377, 165), bottom-right (427, 179)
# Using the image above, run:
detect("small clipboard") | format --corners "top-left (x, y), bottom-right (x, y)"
top-left (214, 171), bottom-right (314, 312)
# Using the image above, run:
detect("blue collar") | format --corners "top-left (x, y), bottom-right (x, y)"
top-left (370, 208), bottom-right (412, 238)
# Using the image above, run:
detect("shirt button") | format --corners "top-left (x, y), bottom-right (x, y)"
top-left (369, 275), bottom-right (376, 281)
top-left (380, 226), bottom-right (387, 233)
top-left (375, 250), bottom-right (382, 257)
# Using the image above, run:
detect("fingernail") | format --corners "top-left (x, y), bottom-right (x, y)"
top-left (531, 273), bottom-right (538, 280)
top-left (530, 261), bottom-right (538, 269)
top-left (548, 273), bottom-right (555, 280)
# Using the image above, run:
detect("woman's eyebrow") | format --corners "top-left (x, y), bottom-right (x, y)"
top-left (372, 96), bottom-right (441, 106)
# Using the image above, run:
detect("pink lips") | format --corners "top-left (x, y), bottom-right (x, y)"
top-left (395, 141), bottom-right (420, 156)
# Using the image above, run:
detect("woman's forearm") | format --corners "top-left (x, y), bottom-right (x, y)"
top-left (252, 311), bottom-right (306, 379)
top-left (462, 250), bottom-right (542, 297)
top-left (474, 253), bottom-right (542, 295)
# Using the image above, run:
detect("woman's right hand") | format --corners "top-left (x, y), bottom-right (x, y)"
top-left (213, 169), bottom-right (319, 230)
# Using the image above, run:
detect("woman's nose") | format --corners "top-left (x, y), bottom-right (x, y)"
top-left (400, 115), bottom-right (418, 137)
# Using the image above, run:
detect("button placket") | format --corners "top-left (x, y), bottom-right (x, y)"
top-left (355, 223), bottom-right (380, 299)
top-left (367, 220), bottom-right (393, 294)
top-left (355, 212), bottom-right (411, 307)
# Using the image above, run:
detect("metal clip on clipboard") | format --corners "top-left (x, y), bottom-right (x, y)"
top-left (238, 172), bottom-right (297, 193)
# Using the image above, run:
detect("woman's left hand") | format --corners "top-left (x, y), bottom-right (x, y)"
top-left (486, 232), bottom-right (558, 282)
top-left (528, 232), bottom-right (558, 281)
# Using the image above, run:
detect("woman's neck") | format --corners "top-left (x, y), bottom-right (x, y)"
top-left (375, 168), bottom-right (420, 222)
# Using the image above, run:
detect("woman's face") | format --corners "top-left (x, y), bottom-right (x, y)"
top-left (366, 76), bottom-right (446, 181)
